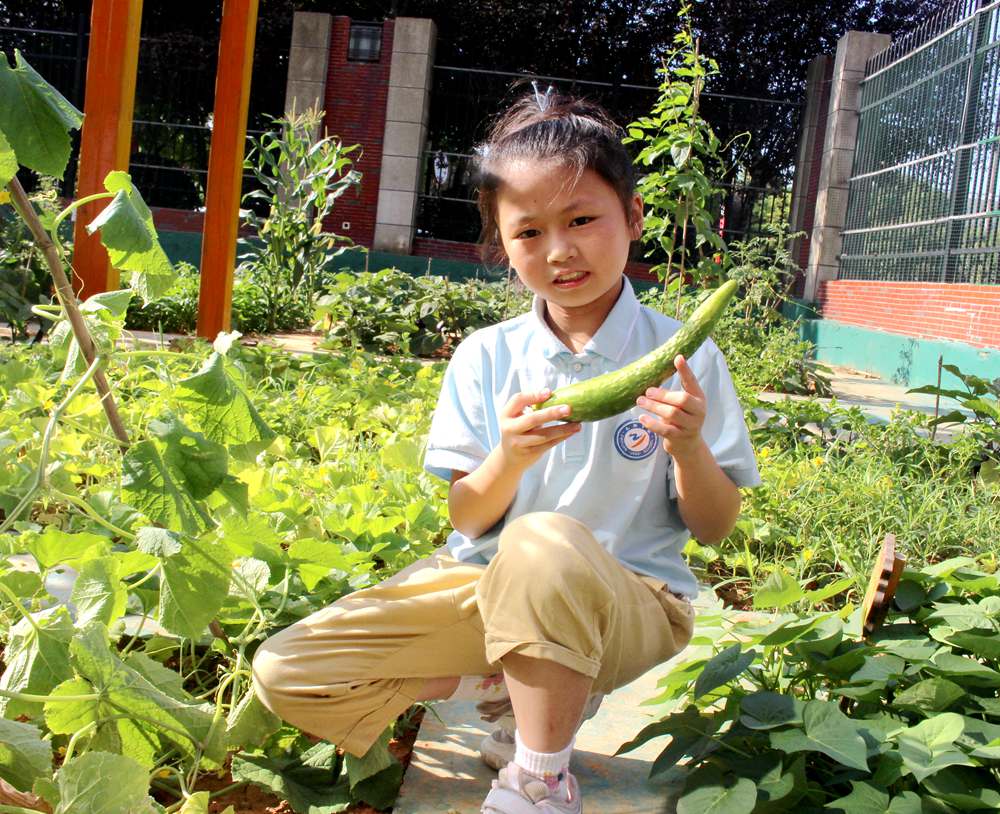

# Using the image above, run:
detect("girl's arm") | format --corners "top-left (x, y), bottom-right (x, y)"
top-left (672, 439), bottom-right (742, 545)
top-left (448, 389), bottom-right (579, 539)
top-left (638, 354), bottom-right (743, 545)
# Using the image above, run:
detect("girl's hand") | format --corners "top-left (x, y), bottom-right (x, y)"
top-left (636, 355), bottom-right (707, 462)
top-left (499, 389), bottom-right (581, 473)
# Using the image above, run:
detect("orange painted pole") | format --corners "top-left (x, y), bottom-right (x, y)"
top-left (71, 0), bottom-right (143, 299)
top-left (197, 0), bottom-right (259, 338)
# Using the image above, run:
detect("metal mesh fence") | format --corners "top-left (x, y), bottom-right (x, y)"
top-left (416, 65), bottom-right (800, 254)
top-left (841, 0), bottom-right (1000, 284)
top-left (1, 14), bottom-right (289, 210)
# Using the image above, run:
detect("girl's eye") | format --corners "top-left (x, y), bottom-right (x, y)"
top-left (515, 228), bottom-right (539, 239)
top-left (571, 216), bottom-right (594, 226)
top-left (517, 215), bottom-right (594, 240)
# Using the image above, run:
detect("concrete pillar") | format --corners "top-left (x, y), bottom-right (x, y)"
top-left (803, 30), bottom-right (891, 302)
top-left (373, 17), bottom-right (436, 254)
top-left (284, 11), bottom-right (332, 136)
top-left (787, 55), bottom-right (831, 284)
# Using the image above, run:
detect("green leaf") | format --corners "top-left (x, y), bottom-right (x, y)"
top-left (646, 707), bottom-right (721, 779)
top-left (123, 651), bottom-right (187, 701)
top-left (893, 713), bottom-right (971, 782)
top-left (676, 772), bottom-right (756, 814)
top-left (179, 791), bottom-right (210, 814)
top-left (693, 644), bottom-right (755, 699)
top-left (151, 538), bottom-right (232, 639)
top-left (0, 50), bottom-right (82, 178)
top-left (893, 580), bottom-right (926, 612)
top-left (226, 687), bottom-right (283, 751)
top-left (231, 743), bottom-right (352, 814)
top-left (929, 652), bottom-right (1000, 687)
top-left (54, 751), bottom-right (157, 814)
top-left (803, 578), bottom-right (854, 605)
top-left (769, 700), bottom-right (869, 773)
top-left (86, 171), bottom-right (175, 303)
top-left (754, 570), bottom-right (804, 610)
top-left (892, 678), bottom-right (965, 714)
top-left (740, 692), bottom-right (804, 730)
top-left (149, 415), bottom-right (229, 500)
top-left (70, 556), bottom-right (127, 629)
top-left (177, 353), bottom-right (276, 457)
top-left (0, 718), bottom-right (52, 795)
top-left (350, 763), bottom-right (404, 811)
top-left (0, 128), bottom-right (17, 187)
top-left (0, 606), bottom-right (74, 718)
top-left (921, 766), bottom-right (1000, 810)
top-left (946, 631), bottom-right (1000, 661)
top-left (345, 728), bottom-right (395, 791)
top-left (825, 781), bottom-right (889, 814)
top-left (67, 623), bottom-right (222, 764)
top-left (122, 441), bottom-right (204, 535)
top-left (136, 526), bottom-right (183, 558)
top-left (28, 528), bottom-right (110, 571)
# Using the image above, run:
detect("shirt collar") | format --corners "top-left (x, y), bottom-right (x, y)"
top-left (530, 277), bottom-right (640, 362)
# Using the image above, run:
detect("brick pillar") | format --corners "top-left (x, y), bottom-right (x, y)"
top-left (787, 55), bottom-right (831, 296)
top-left (373, 18), bottom-right (436, 253)
top-left (803, 30), bottom-right (891, 302)
top-left (285, 11), bottom-right (332, 137)
top-left (321, 16), bottom-right (395, 248)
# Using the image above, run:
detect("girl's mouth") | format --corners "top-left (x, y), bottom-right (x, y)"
top-left (553, 271), bottom-right (589, 288)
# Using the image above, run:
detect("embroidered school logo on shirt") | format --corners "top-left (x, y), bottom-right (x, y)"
top-left (613, 420), bottom-right (658, 460)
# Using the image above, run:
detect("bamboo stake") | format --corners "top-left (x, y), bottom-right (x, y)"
top-left (7, 177), bottom-right (130, 451)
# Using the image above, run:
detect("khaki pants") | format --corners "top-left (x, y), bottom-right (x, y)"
top-left (252, 512), bottom-right (694, 756)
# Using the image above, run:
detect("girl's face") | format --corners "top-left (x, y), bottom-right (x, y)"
top-left (495, 160), bottom-right (643, 320)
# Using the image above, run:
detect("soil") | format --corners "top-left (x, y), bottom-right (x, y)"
top-left (150, 708), bottom-right (426, 814)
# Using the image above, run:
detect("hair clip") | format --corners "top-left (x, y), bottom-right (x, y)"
top-left (531, 80), bottom-right (555, 112)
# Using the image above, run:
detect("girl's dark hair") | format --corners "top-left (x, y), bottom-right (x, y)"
top-left (471, 90), bottom-right (637, 264)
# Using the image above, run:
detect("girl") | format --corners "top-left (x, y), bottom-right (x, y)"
top-left (253, 90), bottom-right (760, 814)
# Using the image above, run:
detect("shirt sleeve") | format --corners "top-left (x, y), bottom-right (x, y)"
top-left (423, 333), bottom-right (492, 482)
top-left (697, 340), bottom-right (762, 489)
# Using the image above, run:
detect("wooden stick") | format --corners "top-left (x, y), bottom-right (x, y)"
top-left (7, 177), bottom-right (130, 451)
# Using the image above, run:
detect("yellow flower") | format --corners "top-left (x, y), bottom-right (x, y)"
top-left (759, 446), bottom-right (772, 459)
top-left (812, 456), bottom-right (824, 467)
top-left (801, 547), bottom-right (814, 563)
top-left (0, 190), bottom-right (10, 205)
top-left (156, 769), bottom-right (172, 779)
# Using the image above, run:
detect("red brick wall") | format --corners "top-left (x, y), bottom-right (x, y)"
top-left (818, 280), bottom-right (1000, 349)
top-left (321, 16), bottom-right (394, 247)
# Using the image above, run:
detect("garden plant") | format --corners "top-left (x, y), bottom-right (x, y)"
top-left (2, 26), bottom-right (999, 814)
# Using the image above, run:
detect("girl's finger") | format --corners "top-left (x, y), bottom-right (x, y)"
top-left (515, 421), bottom-right (581, 447)
top-left (674, 355), bottom-right (705, 399)
top-left (639, 389), bottom-right (700, 415)
top-left (503, 389), bottom-right (552, 418)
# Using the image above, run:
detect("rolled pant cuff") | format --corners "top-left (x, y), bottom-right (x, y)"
top-left (339, 676), bottom-right (425, 757)
top-left (486, 640), bottom-right (601, 679)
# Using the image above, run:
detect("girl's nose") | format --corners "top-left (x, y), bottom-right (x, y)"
top-left (546, 235), bottom-right (577, 264)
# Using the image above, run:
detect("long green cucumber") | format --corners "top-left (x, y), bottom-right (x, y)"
top-left (537, 279), bottom-right (738, 422)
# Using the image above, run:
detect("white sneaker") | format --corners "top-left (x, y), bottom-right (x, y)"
top-left (480, 761), bottom-right (582, 813)
top-left (478, 692), bottom-right (604, 771)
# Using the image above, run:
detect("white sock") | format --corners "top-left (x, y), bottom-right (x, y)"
top-left (514, 729), bottom-right (574, 795)
top-left (447, 673), bottom-right (508, 702)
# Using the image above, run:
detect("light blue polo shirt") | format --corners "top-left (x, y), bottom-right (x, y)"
top-left (423, 278), bottom-right (761, 598)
